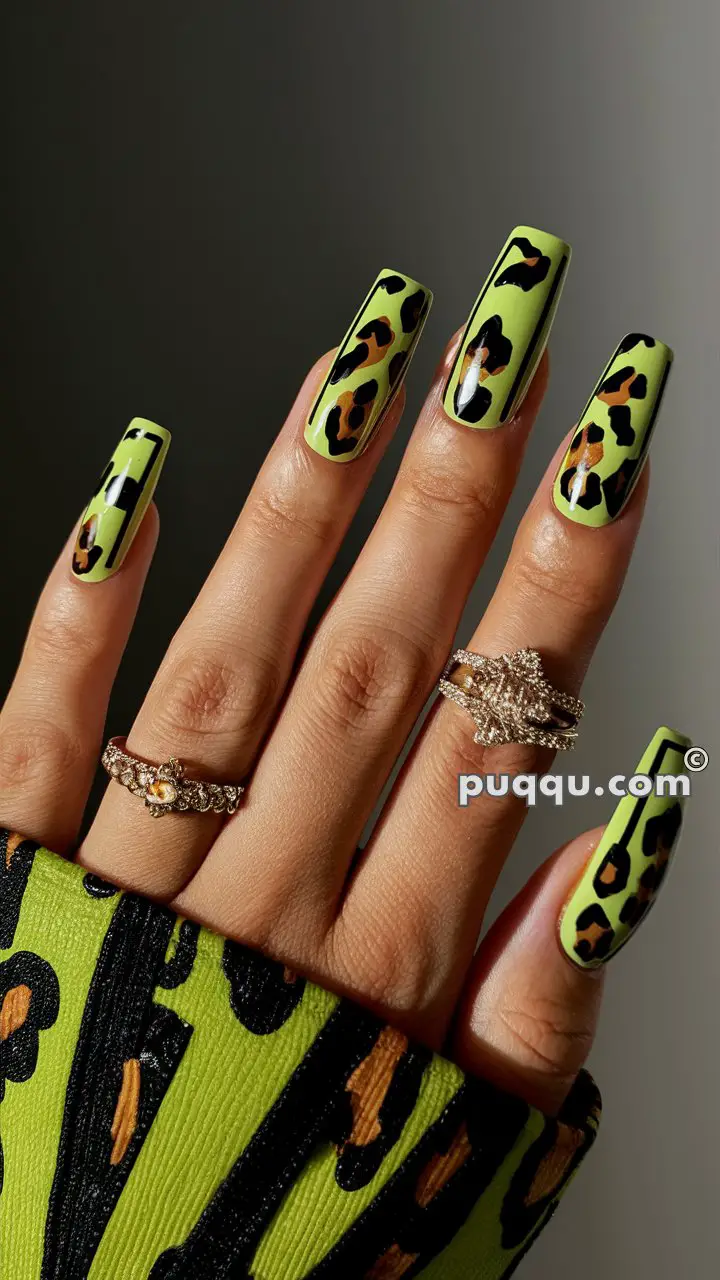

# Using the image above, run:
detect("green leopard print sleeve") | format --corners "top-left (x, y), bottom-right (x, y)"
top-left (0, 832), bottom-right (601, 1279)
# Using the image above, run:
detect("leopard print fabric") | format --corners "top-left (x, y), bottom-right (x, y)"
top-left (1, 834), bottom-right (600, 1278)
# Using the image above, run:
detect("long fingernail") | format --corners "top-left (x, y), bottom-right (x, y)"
top-left (442, 225), bottom-right (570, 429)
top-left (71, 418), bottom-right (171, 583)
top-left (304, 269), bottom-right (432, 462)
top-left (553, 333), bottom-right (673, 526)
top-left (560, 726), bottom-right (690, 969)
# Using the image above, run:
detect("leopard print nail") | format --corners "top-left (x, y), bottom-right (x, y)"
top-left (305, 270), bottom-right (432, 462)
top-left (553, 333), bottom-right (673, 527)
top-left (442, 225), bottom-right (570, 430)
top-left (71, 419), bottom-right (171, 583)
top-left (559, 726), bottom-right (689, 968)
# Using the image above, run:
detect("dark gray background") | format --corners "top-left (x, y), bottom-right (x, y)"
top-left (2, 2), bottom-right (718, 1274)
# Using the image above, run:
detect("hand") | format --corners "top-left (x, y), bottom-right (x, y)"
top-left (0, 243), bottom-right (682, 1118)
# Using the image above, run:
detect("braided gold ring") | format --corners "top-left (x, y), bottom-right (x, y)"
top-left (101, 736), bottom-right (244, 818)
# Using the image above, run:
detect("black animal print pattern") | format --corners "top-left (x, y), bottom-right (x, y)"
top-left (71, 420), bottom-right (170, 582)
top-left (554, 333), bottom-right (673, 527)
top-left (2, 832), bottom-right (601, 1277)
top-left (558, 422), bottom-right (605, 509)
top-left (562, 730), bottom-right (688, 968)
top-left (306, 270), bottom-right (432, 461)
top-left (444, 226), bottom-right (570, 429)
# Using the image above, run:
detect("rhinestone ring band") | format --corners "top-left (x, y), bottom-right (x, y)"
top-left (438, 648), bottom-right (584, 751)
top-left (101, 736), bottom-right (244, 818)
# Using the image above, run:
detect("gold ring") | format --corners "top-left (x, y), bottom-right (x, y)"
top-left (101, 736), bottom-right (245, 818)
top-left (438, 648), bottom-right (584, 750)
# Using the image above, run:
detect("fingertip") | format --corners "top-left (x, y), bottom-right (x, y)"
top-left (310, 347), bottom-right (337, 382)
top-left (81, 500), bottom-right (161, 586)
top-left (436, 327), bottom-right (465, 381)
top-left (135, 500), bottom-right (161, 555)
top-left (511, 347), bottom-right (550, 427)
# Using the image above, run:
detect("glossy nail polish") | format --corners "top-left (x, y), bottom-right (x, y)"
top-left (553, 333), bottom-right (673, 527)
top-left (305, 269), bottom-right (432, 462)
top-left (559, 726), bottom-right (690, 969)
top-left (442, 225), bottom-right (570, 429)
top-left (71, 418), bottom-right (171, 583)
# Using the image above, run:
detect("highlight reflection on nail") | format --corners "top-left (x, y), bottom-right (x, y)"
top-left (443, 225), bottom-right (571, 429)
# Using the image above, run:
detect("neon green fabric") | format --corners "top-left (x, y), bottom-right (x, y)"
top-left (0, 830), bottom-right (601, 1278)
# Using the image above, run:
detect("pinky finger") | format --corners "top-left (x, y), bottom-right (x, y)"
top-left (0, 422), bottom-right (168, 851)
top-left (451, 724), bottom-right (690, 1114)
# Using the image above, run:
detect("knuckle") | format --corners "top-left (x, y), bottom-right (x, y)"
top-left (317, 626), bottom-right (436, 733)
top-left (31, 594), bottom-right (106, 666)
top-left (152, 647), bottom-right (281, 744)
top-left (496, 996), bottom-right (595, 1080)
top-left (434, 709), bottom-right (491, 783)
top-left (246, 481), bottom-right (335, 549)
top-left (431, 711), bottom-right (539, 803)
top-left (398, 458), bottom-right (499, 531)
top-left (329, 904), bottom-right (439, 1019)
top-left (513, 545), bottom-right (609, 617)
top-left (0, 718), bottom-right (82, 794)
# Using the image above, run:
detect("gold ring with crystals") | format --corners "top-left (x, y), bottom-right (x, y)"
top-left (101, 737), bottom-right (245, 818)
top-left (438, 648), bottom-right (584, 751)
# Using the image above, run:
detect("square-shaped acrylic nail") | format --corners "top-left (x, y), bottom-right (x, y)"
top-left (559, 726), bottom-right (690, 968)
top-left (72, 418), bottom-right (171, 583)
top-left (304, 269), bottom-right (432, 463)
top-left (443, 225), bottom-right (571, 429)
top-left (553, 333), bottom-right (673, 527)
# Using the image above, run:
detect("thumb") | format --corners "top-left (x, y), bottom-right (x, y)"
top-left (450, 829), bottom-right (605, 1116)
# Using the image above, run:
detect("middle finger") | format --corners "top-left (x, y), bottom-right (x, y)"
top-left (182, 225), bottom-right (571, 945)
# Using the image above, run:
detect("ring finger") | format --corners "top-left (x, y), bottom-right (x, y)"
top-left (181, 226), bottom-right (571, 949)
top-left (339, 331), bottom-right (673, 1042)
